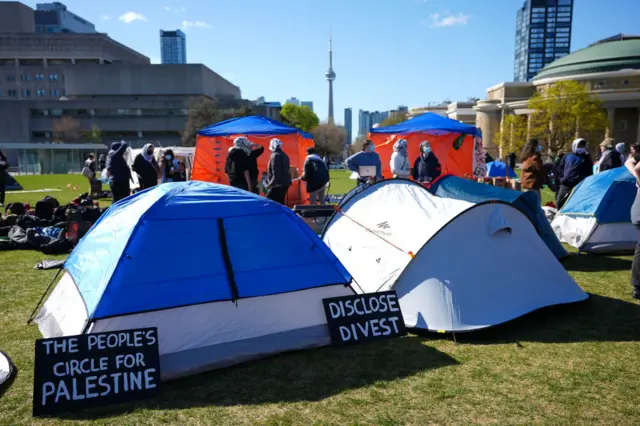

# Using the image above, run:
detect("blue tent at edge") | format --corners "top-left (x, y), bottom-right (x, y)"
top-left (197, 115), bottom-right (313, 138)
top-left (486, 161), bottom-right (517, 178)
top-left (430, 176), bottom-right (569, 259)
top-left (369, 112), bottom-right (482, 136)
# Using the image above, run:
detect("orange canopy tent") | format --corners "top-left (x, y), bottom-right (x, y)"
top-left (368, 112), bottom-right (486, 180)
top-left (191, 115), bottom-right (314, 206)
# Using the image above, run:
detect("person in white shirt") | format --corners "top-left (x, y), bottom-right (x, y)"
top-left (390, 139), bottom-right (410, 179)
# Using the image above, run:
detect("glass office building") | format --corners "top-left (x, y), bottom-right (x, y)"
top-left (160, 30), bottom-right (187, 64)
top-left (34, 2), bottom-right (96, 34)
top-left (514, 0), bottom-right (573, 82)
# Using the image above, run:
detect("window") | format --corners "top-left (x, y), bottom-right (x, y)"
top-left (36, 89), bottom-right (46, 97)
top-left (621, 120), bottom-right (628, 131)
top-left (6, 75), bottom-right (15, 81)
top-left (20, 73), bottom-right (30, 81)
top-left (8, 89), bottom-right (17, 97)
top-left (48, 73), bottom-right (59, 81)
top-left (0, 89), bottom-right (2, 97)
top-left (22, 88), bottom-right (31, 97)
top-left (31, 109), bottom-right (48, 117)
top-left (622, 80), bottom-right (630, 87)
top-left (594, 81), bottom-right (605, 89)
top-left (34, 73), bottom-right (45, 81)
top-left (50, 89), bottom-right (60, 97)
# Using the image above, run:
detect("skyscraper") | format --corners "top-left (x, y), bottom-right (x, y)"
top-left (34, 2), bottom-right (96, 33)
top-left (514, 0), bottom-right (573, 82)
top-left (160, 30), bottom-right (187, 64)
top-left (344, 108), bottom-right (352, 145)
top-left (325, 34), bottom-right (336, 122)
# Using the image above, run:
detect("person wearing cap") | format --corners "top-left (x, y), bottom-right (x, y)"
top-left (556, 138), bottom-right (593, 209)
top-left (225, 137), bottom-right (263, 193)
top-left (412, 140), bottom-right (441, 184)
top-left (345, 139), bottom-right (383, 186)
top-left (595, 138), bottom-right (622, 173)
top-left (390, 139), bottom-right (411, 179)
top-left (266, 138), bottom-right (292, 204)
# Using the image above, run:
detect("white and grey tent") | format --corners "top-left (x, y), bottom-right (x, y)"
top-left (322, 180), bottom-right (588, 332)
top-left (0, 351), bottom-right (17, 394)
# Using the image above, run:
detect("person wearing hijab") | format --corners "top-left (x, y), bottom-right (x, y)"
top-left (595, 138), bottom-right (622, 173)
top-left (0, 150), bottom-right (8, 207)
top-left (345, 139), bottom-right (383, 185)
top-left (266, 138), bottom-right (292, 204)
top-left (160, 149), bottom-right (181, 183)
top-left (226, 137), bottom-right (256, 192)
top-left (132, 143), bottom-right (159, 190)
top-left (106, 141), bottom-right (131, 202)
top-left (616, 142), bottom-right (626, 164)
top-left (412, 140), bottom-right (441, 184)
top-left (556, 138), bottom-right (593, 209)
top-left (519, 139), bottom-right (547, 201)
top-left (390, 139), bottom-right (410, 179)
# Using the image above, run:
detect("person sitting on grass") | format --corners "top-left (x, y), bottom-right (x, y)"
top-left (345, 139), bottom-right (382, 186)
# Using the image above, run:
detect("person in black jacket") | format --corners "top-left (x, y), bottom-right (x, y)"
top-left (412, 140), bottom-right (441, 184)
top-left (245, 140), bottom-right (264, 194)
top-left (266, 138), bottom-right (292, 205)
top-left (556, 138), bottom-right (593, 209)
top-left (98, 153), bottom-right (106, 171)
top-left (0, 150), bottom-right (8, 207)
top-left (106, 141), bottom-right (131, 202)
top-left (301, 147), bottom-right (330, 204)
top-left (596, 138), bottom-right (622, 173)
top-left (132, 143), bottom-right (159, 190)
top-left (225, 137), bottom-right (261, 192)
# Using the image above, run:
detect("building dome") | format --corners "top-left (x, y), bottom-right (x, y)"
top-left (533, 37), bottom-right (640, 81)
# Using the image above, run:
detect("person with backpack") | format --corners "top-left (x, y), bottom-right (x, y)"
top-left (225, 137), bottom-right (263, 193)
top-left (0, 150), bottom-right (8, 207)
top-left (300, 147), bottom-right (330, 205)
top-left (390, 139), bottom-right (410, 179)
top-left (266, 138), bottom-right (292, 205)
top-left (105, 141), bottom-right (131, 203)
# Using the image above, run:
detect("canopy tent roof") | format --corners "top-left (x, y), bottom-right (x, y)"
top-left (197, 115), bottom-right (313, 139)
top-left (369, 112), bottom-right (481, 137)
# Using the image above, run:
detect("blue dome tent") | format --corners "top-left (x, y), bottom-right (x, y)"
top-left (486, 161), bottom-right (517, 178)
top-left (552, 167), bottom-right (638, 253)
top-left (430, 176), bottom-right (568, 259)
top-left (33, 182), bottom-right (353, 380)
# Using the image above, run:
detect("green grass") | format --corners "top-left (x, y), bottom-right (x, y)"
top-left (2, 174), bottom-right (640, 424)
top-left (6, 174), bottom-right (112, 208)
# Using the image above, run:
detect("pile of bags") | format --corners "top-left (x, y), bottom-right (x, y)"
top-left (0, 194), bottom-right (104, 254)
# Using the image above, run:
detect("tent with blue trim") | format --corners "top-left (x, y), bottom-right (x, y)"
top-left (551, 167), bottom-right (637, 253)
top-left (430, 176), bottom-right (568, 259)
top-left (34, 181), bottom-right (353, 380)
top-left (486, 161), bottom-right (517, 178)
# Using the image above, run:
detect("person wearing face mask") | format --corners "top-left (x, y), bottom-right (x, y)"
top-left (595, 138), bottom-right (622, 173)
top-left (519, 139), bottom-right (547, 201)
top-left (160, 149), bottom-right (181, 183)
top-left (390, 139), bottom-right (410, 179)
top-left (345, 139), bottom-right (383, 186)
top-left (556, 138), bottom-right (593, 209)
top-left (132, 143), bottom-right (159, 190)
top-left (412, 140), bottom-right (441, 184)
top-left (266, 138), bottom-right (292, 204)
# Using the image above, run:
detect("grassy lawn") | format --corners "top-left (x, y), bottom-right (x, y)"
top-left (2, 174), bottom-right (639, 424)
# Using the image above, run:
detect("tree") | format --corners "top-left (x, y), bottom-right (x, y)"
top-left (380, 111), bottom-right (409, 127)
top-left (280, 104), bottom-right (319, 132)
top-left (82, 125), bottom-right (102, 144)
top-left (528, 80), bottom-right (608, 155)
top-left (494, 114), bottom-right (528, 159)
top-left (349, 135), bottom-right (367, 155)
top-left (312, 122), bottom-right (347, 157)
top-left (52, 116), bottom-right (81, 142)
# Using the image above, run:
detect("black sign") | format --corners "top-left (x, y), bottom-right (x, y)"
top-left (322, 291), bottom-right (407, 346)
top-left (33, 328), bottom-right (161, 417)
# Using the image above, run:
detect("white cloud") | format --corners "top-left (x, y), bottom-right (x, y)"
top-left (163, 6), bottom-right (171, 11)
top-left (100, 14), bottom-right (110, 20)
top-left (182, 20), bottom-right (211, 29)
top-left (119, 12), bottom-right (147, 24)
top-left (428, 12), bottom-right (470, 28)
top-left (163, 6), bottom-right (186, 12)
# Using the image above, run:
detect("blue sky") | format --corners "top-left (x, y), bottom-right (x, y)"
top-left (18, 0), bottom-right (640, 128)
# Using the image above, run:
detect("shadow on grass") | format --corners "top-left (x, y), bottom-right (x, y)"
top-left (563, 253), bottom-right (633, 272)
top-left (444, 293), bottom-right (640, 345)
top-left (55, 336), bottom-right (457, 420)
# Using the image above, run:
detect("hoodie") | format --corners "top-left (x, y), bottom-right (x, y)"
top-left (301, 154), bottom-right (330, 193)
top-left (558, 139), bottom-right (593, 188)
top-left (345, 151), bottom-right (383, 179)
top-left (105, 141), bottom-right (131, 183)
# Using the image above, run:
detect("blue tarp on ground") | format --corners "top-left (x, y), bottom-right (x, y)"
top-left (430, 176), bottom-right (569, 259)
top-left (65, 181), bottom-right (351, 319)
top-left (486, 161), bottom-right (517, 178)
top-left (368, 112), bottom-right (482, 137)
top-left (560, 167), bottom-right (636, 224)
top-left (197, 115), bottom-right (313, 139)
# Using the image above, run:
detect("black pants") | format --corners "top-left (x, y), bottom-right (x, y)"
top-left (266, 186), bottom-right (289, 205)
top-left (111, 180), bottom-right (130, 203)
top-left (631, 225), bottom-right (640, 292)
top-left (556, 185), bottom-right (572, 210)
top-left (0, 180), bottom-right (5, 205)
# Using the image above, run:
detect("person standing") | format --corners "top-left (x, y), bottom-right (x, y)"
top-left (508, 152), bottom-right (517, 171)
top-left (82, 153), bottom-right (97, 192)
top-left (132, 143), bottom-right (159, 190)
top-left (266, 138), bottom-right (292, 205)
top-left (519, 139), bottom-right (547, 202)
top-left (106, 141), bottom-right (131, 202)
top-left (98, 153), bottom-right (106, 171)
top-left (595, 138), bottom-right (622, 173)
top-left (390, 139), bottom-right (411, 179)
top-left (616, 142), bottom-right (627, 163)
top-left (412, 140), bottom-right (441, 184)
top-left (160, 149), bottom-right (181, 183)
top-left (300, 147), bottom-right (330, 205)
top-left (625, 143), bottom-right (640, 299)
top-left (245, 139), bottom-right (264, 194)
top-left (225, 137), bottom-right (254, 192)
top-left (345, 140), bottom-right (383, 185)
top-left (0, 150), bottom-right (8, 207)
top-left (556, 138), bottom-right (593, 209)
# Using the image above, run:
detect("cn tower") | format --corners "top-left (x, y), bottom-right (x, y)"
top-left (325, 32), bottom-right (336, 123)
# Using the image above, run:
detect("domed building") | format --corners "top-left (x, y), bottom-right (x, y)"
top-left (475, 34), bottom-right (640, 156)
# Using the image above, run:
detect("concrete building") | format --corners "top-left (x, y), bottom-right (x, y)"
top-left (409, 102), bottom-right (477, 126)
top-left (160, 30), bottom-right (186, 64)
top-left (35, 2), bottom-right (96, 34)
top-left (514, 0), bottom-right (573, 82)
top-left (476, 36), bottom-right (640, 157)
top-left (344, 108), bottom-right (352, 145)
top-left (0, 2), bottom-right (36, 33)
